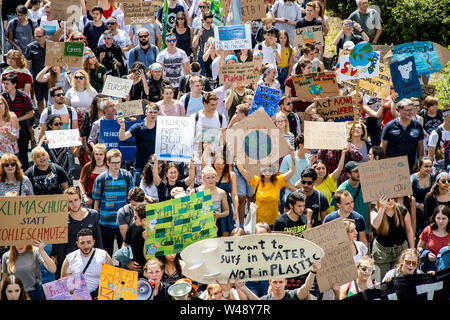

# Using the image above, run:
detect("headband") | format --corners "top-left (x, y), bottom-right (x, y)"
top-left (435, 172), bottom-right (448, 182)
top-left (263, 65), bottom-right (276, 74)
top-left (85, 53), bottom-right (95, 59)
top-left (150, 64), bottom-right (163, 71)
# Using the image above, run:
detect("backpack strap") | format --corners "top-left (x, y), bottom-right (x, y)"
top-left (184, 93), bottom-right (191, 112)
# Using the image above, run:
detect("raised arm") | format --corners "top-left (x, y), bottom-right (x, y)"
top-left (283, 146), bottom-right (297, 182)
top-left (331, 148), bottom-right (347, 182)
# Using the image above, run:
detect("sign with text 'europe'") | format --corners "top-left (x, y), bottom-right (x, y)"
top-left (102, 76), bottom-right (133, 99)
top-left (155, 116), bottom-right (195, 162)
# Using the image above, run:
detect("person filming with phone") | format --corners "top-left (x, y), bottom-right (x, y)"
top-left (332, 19), bottom-right (370, 56)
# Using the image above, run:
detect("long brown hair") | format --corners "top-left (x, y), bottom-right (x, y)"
top-left (374, 201), bottom-right (405, 236)
top-left (0, 96), bottom-right (12, 122)
top-left (0, 153), bottom-right (24, 182)
top-left (79, 143), bottom-right (107, 184)
top-left (7, 246), bottom-right (33, 274)
top-left (0, 274), bottom-right (29, 300)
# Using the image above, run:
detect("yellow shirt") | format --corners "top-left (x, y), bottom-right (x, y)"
top-left (315, 175), bottom-right (337, 215)
top-left (250, 175), bottom-right (287, 226)
top-left (278, 47), bottom-right (292, 68)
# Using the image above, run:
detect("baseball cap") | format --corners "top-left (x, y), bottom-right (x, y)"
top-left (345, 161), bottom-right (359, 173)
top-left (343, 41), bottom-right (355, 51)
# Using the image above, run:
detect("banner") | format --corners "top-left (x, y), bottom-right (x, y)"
top-left (249, 84), bottom-right (282, 117)
top-left (45, 129), bottom-right (82, 149)
top-left (358, 156), bottom-right (413, 203)
top-left (98, 264), bottom-right (138, 300)
top-left (293, 25), bottom-right (324, 49)
top-left (43, 273), bottom-right (91, 300)
top-left (145, 190), bottom-right (217, 259)
top-left (339, 47), bottom-right (381, 82)
top-left (303, 218), bottom-right (357, 292)
top-left (50, 0), bottom-right (81, 25)
top-left (198, 125), bottom-right (223, 147)
top-left (241, 0), bottom-right (265, 23)
top-left (314, 95), bottom-right (354, 122)
top-left (45, 42), bottom-right (84, 67)
top-left (292, 71), bottom-right (340, 101)
top-left (180, 234), bottom-right (325, 284)
top-left (102, 76), bottom-right (134, 99)
top-left (303, 121), bottom-right (347, 150)
top-left (341, 63), bottom-right (392, 99)
top-left (0, 194), bottom-right (68, 246)
top-left (390, 56), bottom-right (423, 100)
top-left (123, 0), bottom-right (161, 25)
top-left (116, 100), bottom-right (144, 118)
top-left (98, 119), bottom-right (142, 162)
top-left (155, 116), bottom-right (195, 162)
top-left (214, 24), bottom-right (252, 50)
top-left (219, 61), bottom-right (259, 85)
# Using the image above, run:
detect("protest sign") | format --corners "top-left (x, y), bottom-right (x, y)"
top-left (225, 108), bottom-right (291, 177)
top-left (123, 0), bottom-right (162, 25)
top-left (241, 0), bottom-right (265, 22)
top-left (421, 84), bottom-right (436, 97)
top-left (341, 63), bottom-right (392, 99)
top-left (99, 119), bottom-right (142, 162)
top-left (303, 218), bottom-right (357, 292)
top-left (292, 71), bottom-right (339, 101)
top-left (145, 190), bottom-right (217, 259)
top-left (45, 129), bottom-right (82, 149)
top-left (98, 264), bottom-right (138, 300)
top-left (214, 24), bottom-right (252, 51)
top-left (390, 56), bottom-right (422, 100)
top-left (198, 125), bottom-right (223, 147)
top-left (116, 100), bottom-right (144, 118)
top-left (102, 76), bottom-right (133, 99)
top-left (50, 0), bottom-right (81, 24)
top-left (339, 43), bottom-right (380, 81)
top-left (86, 0), bottom-right (99, 10)
top-left (293, 25), bottom-right (324, 49)
top-left (219, 62), bottom-right (259, 85)
top-left (358, 156), bottom-right (413, 203)
top-left (314, 95), bottom-right (354, 122)
top-left (43, 273), bottom-right (91, 300)
top-left (0, 194), bottom-right (68, 246)
top-left (303, 121), bottom-right (347, 150)
top-left (155, 116), bottom-right (195, 162)
top-left (372, 44), bottom-right (394, 62)
top-left (249, 84), bottom-right (282, 117)
top-left (45, 42), bottom-right (84, 67)
top-left (180, 233), bottom-right (324, 284)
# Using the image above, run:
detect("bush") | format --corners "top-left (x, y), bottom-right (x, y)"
top-left (433, 62), bottom-right (450, 108)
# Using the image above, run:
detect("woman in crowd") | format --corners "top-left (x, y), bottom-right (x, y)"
top-left (1, 50), bottom-right (32, 95)
top-left (237, 48), bottom-right (252, 64)
top-left (126, 61), bottom-right (149, 102)
top-left (0, 96), bottom-right (20, 157)
top-left (274, 112), bottom-right (295, 147)
top-left (140, 159), bottom-right (164, 203)
top-left (344, 218), bottom-right (368, 263)
top-left (1, 239), bottom-right (56, 300)
top-left (144, 258), bottom-right (170, 300)
top-left (36, 64), bottom-right (72, 105)
top-left (0, 274), bottom-right (29, 300)
top-left (382, 248), bottom-right (421, 282)
top-left (0, 153), bottom-right (34, 196)
top-left (83, 51), bottom-right (107, 92)
top-left (395, 195), bottom-right (418, 241)
top-left (339, 256), bottom-right (374, 299)
top-left (347, 121), bottom-right (371, 162)
top-left (156, 81), bottom-right (185, 116)
top-left (423, 171), bottom-right (450, 221)
top-left (79, 143), bottom-right (108, 208)
top-left (276, 30), bottom-right (294, 93)
top-left (157, 253), bottom-right (185, 286)
top-left (80, 95), bottom-right (106, 156)
top-left (411, 157), bottom-right (434, 234)
top-left (284, 59), bottom-right (313, 119)
top-left (202, 37), bottom-right (218, 80)
top-left (258, 63), bottom-right (281, 90)
top-left (65, 69), bottom-right (98, 118)
top-left (367, 145), bottom-right (387, 161)
top-left (147, 63), bottom-right (164, 103)
top-left (172, 11), bottom-right (193, 58)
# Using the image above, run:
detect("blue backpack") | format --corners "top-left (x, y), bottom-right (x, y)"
top-left (437, 246), bottom-right (450, 271)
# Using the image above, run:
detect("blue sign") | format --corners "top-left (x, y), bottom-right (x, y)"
top-left (390, 56), bottom-right (422, 101)
top-left (99, 119), bottom-right (143, 162)
top-left (249, 85), bottom-right (282, 117)
top-left (392, 42), bottom-right (442, 75)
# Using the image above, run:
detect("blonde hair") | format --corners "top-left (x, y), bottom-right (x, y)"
top-left (274, 112), bottom-right (290, 134)
top-left (0, 96), bottom-right (12, 122)
top-left (71, 69), bottom-right (95, 92)
top-left (355, 256), bottom-right (374, 268)
top-left (202, 166), bottom-right (217, 177)
top-left (144, 257), bottom-right (163, 272)
top-left (7, 246), bottom-right (34, 274)
top-left (374, 201), bottom-right (405, 236)
top-left (6, 50), bottom-right (26, 69)
top-left (206, 284), bottom-right (222, 299)
top-left (31, 147), bottom-right (49, 164)
top-left (343, 218), bottom-right (356, 233)
top-left (395, 248), bottom-right (419, 276)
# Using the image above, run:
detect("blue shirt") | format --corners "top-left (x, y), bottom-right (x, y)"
top-left (323, 210), bottom-right (366, 234)
top-left (129, 121), bottom-right (157, 169)
top-left (128, 45), bottom-right (159, 73)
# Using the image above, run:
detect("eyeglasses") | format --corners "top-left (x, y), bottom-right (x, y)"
top-left (301, 180), bottom-right (313, 185)
top-left (35, 34), bottom-right (45, 38)
top-left (109, 161), bottom-right (121, 165)
top-left (199, 5), bottom-right (209, 8)
top-left (52, 122), bottom-right (63, 127)
top-left (404, 260), bottom-right (418, 267)
top-left (4, 163), bottom-right (16, 167)
top-left (139, 35), bottom-right (149, 38)
top-left (54, 93), bottom-right (64, 97)
top-left (74, 76), bottom-right (84, 80)
top-left (359, 265), bottom-right (374, 273)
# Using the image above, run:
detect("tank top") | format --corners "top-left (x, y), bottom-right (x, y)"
top-left (86, 172), bottom-right (100, 195)
top-left (411, 173), bottom-right (433, 204)
top-left (0, 121), bottom-right (19, 156)
top-left (175, 27), bottom-right (192, 56)
top-left (67, 249), bottom-right (107, 292)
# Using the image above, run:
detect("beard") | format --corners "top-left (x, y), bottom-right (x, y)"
top-left (139, 39), bottom-right (149, 46)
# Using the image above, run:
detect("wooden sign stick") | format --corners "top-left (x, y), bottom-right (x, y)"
top-left (353, 79), bottom-right (360, 123)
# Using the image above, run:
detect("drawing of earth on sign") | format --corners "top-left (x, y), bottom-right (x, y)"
top-left (308, 84), bottom-right (323, 95)
top-left (349, 41), bottom-right (374, 67)
top-left (243, 130), bottom-right (271, 160)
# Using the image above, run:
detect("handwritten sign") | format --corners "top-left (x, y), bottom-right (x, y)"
top-left (116, 100), bottom-right (144, 118)
top-left (358, 156), bottom-right (413, 203)
top-left (390, 56), bottom-right (422, 100)
top-left (43, 273), bottom-right (91, 300)
top-left (50, 0), bottom-right (81, 24)
top-left (339, 51), bottom-right (380, 81)
top-left (249, 84), bottom-right (282, 117)
top-left (180, 234), bottom-right (324, 284)
top-left (102, 76), bottom-right (133, 99)
top-left (314, 95), bottom-right (354, 122)
top-left (98, 264), bottom-right (138, 300)
top-left (292, 72), bottom-right (340, 101)
top-left (241, 0), bottom-right (266, 22)
top-left (293, 25), bottom-right (324, 49)
top-left (198, 125), bottom-right (223, 147)
top-left (123, 0), bottom-right (162, 25)
top-left (303, 121), bottom-right (347, 150)
top-left (373, 45), bottom-right (394, 62)
top-left (145, 190), bottom-right (217, 259)
top-left (46, 129), bottom-right (82, 149)
top-left (303, 218), bottom-right (357, 292)
top-left (219, 62), bottom-right (259, 85)
top-left (341, 63), bottom-right (392, 99)
top-left (45, 42), bottom-right (83, 67)
top-left (155, 116), bottom-right (195, 162)
top-left (214, 24), bottom-right (252, 51)
top-left (0, 194), bottom-right (68, 246)
top-left (99, 119), bottom-right (142, 162)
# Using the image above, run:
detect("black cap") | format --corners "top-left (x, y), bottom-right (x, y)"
top-left (344, 161), bottom-right (359, 173)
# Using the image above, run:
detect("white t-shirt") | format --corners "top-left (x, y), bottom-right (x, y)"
top-left (428, 124), bottom-right (450, 167)
top-left (65, 88), bottom-right (98, 114)
top-left (254, 42), bottom-right (281, 66)
top-left (39, 16), bottom-right (59, 35)
top-left (40, 105), bottom-right (78, 130)
top-left (156, 48), bottom-right (190, 89)
top-left (191, 110), bottom-right (228, 130)
top-left (140, 180), bottom-right (159, 202)
top-left (213, 86), bottom-right (229, 120)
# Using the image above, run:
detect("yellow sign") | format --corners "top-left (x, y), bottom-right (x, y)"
top-left (98, 264), bottom-right (138, 300)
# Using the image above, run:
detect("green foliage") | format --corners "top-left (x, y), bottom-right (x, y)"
top-left (433, 62), bottom-right (450, 108)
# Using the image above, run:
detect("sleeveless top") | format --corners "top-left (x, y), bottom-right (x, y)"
top-left (411, 173), bottom-right (433, 204)
top-left (67, 249), bottom-right (107, 292)
top-left (86, 172), bottom-right (101, 196)
top-left (174, 27), bottom-right (192, 56)
top-left (0, 121), bottom-right (19, 156)
top-left (216, 171), bottom-right (235, 235)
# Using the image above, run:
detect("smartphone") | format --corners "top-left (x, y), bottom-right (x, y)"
top-left (117, 110), bottom-right (124, 119)
top-left (347, 22), bottom-right (354, 27)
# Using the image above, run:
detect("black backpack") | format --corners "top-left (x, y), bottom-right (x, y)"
top-left (12, 18), bottom-right (34, 36)
top-left (194, 111), bottom-right (224, 128)
top-left (47, 105), bottom-right (74, 129)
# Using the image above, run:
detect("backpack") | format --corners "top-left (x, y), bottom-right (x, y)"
top-left (433, 126), bottom-right (444, 160)
top-left (133, 44), bottom-right (158, 63)
top-left (183, 75), bottom-right (207, 93)
top-left (183, 90), bottom-right (206, 112)
top-left (437, 246), bottom-right (450, 271)
top-left (98, 168), bottom-right (133, 197)
top-left (194, 111), bottom-right (223, 128)
top-left (47, 105), bottom-right (73, 129)
top-left (12, 18), bottom-right (34, 36)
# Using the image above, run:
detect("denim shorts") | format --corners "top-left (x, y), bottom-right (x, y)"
top-left (234, 166), bottom-right (254, 197)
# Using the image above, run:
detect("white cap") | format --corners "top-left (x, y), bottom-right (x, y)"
top-left (343, 41), bottom-right (355, 51)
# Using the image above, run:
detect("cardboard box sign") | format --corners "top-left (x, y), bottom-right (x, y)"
top-left (341, 63), bottom-right (392, 99)
top-left (292, 71), bottom-right (340, 101)
top-left (45, 41), bottom-right (84, 67)
top-left (293, 25), bottom-right (324, 49)
top-left (50, 0), bottom-right (81, 22)
top-left (314, 95), bottom-right (354, 122)
top-left (64, 42), bottom-right (84, 57)
top-left (123, 0), bottom-right (162, 25)
top-left (219, 62), bottom-right (260, 85)
top-left (241, 0), bottom-right (266, 23)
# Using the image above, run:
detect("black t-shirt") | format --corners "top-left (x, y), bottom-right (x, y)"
top-left (260, 289), bottom-right (299, 300)
top-left (148, 78), bottom-right (163, 102)
top-left (373, 204), bottom-right (409, 247)
top-left (96, 43), bottom-right (126, 77)
top-left (287, 189), bottom-right (329, 227)
top-left (25, 163), bottom-right (69, 195)
top-left (83, 21), bottom-right (106, 53)
top-left (273, 213), bottom-right (307, 238)
top-left (295, 17), bottom-right (322, 29)
top-left (124, 222), bottom-right (146, 277)
top-left (419, 109), bottom-right (443, 135)
top-left (157, 179), bottom-right (188, 202)
top-left (152, 281), bottom-right (171, 301)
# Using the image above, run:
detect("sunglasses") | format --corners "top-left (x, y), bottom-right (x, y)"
top-left (53, 93), bottom-right (65, 97)
top-left (359, 265), bottom-right (374, 273)
top-left (166, 38), bottom-right (176, 43)
top-left (139, 35), bottom-right (149, 38)
top-left (301, 180), bottom-right (313, 185)
top-left (72, 37), bottom-right (83, 41)
top-left (74, 76), bottom-right (84, 80)
top-left (176, 17), bottom-right (185, 20)
top-left (52, 122), bottom-right (63, 127)
top-left (4, 163), bottom-right (16, 167)
top-left (199, 5), bottom-right (209, 8)
top-left (404, 260), bottom-right (418, 267)
top-left (285, 102), bottom-right (292, 105)
top-left (439, 179), bottom-right (450, 184)
top-left (107, 22), bottom-right (116, 25)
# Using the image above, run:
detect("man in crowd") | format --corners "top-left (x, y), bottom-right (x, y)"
top-left (6, 5), bottom-right (35, 53)
top-left (192, 11), bottom-right (215, 76)
top-left (273, 190), bottom-right (312, 237)
top-left (348, 0), bottom-right (382, 44)
top-left (181, 75), bottom-right (206, 116)
top-left (127, 28), bottom-right (160, 73)
top-left (83, 6), bottom-right (107, 54)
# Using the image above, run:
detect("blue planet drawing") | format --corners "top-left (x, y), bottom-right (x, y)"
top-left (308, 84), bottom-right (323, 95)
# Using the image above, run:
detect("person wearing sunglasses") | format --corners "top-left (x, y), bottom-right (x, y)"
top-left (0, 153), bottom-right (34, 196)
top-left (381, 248), bottom-right (421, 283)
top-left (339, 256), bottom-right (375, 299)
top-left (157, 0), bottom-right (190, 31)
top-left (127, 28), bottom-right (160, 75)
top-left (171, 12), bottom-right (194, 58)
top-left (98, 16), bottom-right (132, 56)
top-left (423, 171), bottom-right (450, 221)
top-left (97, 30), bottom-right (127, 77)
top-left (278, 96), bottom-right (300, 137)
top-left (191, 0), bottom-right (211, 30)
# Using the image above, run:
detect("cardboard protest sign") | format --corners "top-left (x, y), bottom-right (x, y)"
top-left (341, 63), bottom-right (392, 99)
top-left (241, 0), bottom-right (265, 22)
top-left (155, 116), bottom-right (195, 162)
top-left (225, 108), bottom-right (291, 177)
top-left (102, 76), bottom-right (133, 99)
top-left (198, 125), bottom-right (223, 147)
top-left (292, 71), bottom-right (339, 101)
top-left (45, 42), bottom-right (84, 67)
top-left (421, 84), bottom-right (436, 97)
top-left (43, 273), bottom-right (91, 300)
top-left (123, 0), bottom-right (162, 25)
top-left (98, 264), bottom-right (138, 300)
top-left (145, 190), bottom-right (217, 259)
top-left (0, 195), bottom-right (68, 246)
top-left (372, 44), bottom-right (394, 62)
top-left (214, 24), bottom-right (252, 50)
top-left (390, 56), bottom-right (422, 100)
top-left (358, 156), bottom-right (413, 203)
top-left (314, 95), bottom-right (354, 122)
top-left (116, 100), bottom-right (144, 118)
top-left (99, 120), bottom-right (142, 162)
top-left (303, 218), bottom-right (357, 292)
top-left (339, 42), bottom-right (380, 81)
top-left (50, 0), bottom-right (82, 23)
top-left (293, 25), bottom-right (324, 49)
top-left (249, 84), bottom-right (282, 117)
top-left (181, 233), bottom-right (324, 284)
top-left (303, 121), bottom-right (347, 150)
top-left (219, 61), bottom-right (259, 85)
top-left (45, 129), bottom-right (82, 149)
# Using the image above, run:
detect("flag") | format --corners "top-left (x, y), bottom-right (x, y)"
top-left (161, 0), bottom-right (169, 50)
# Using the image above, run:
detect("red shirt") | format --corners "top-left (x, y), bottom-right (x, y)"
top-left (419, 226), bottom-right (450, 256)
top-left (1, 69), bottom-right (33, 91)
top-left (103, 5), bottom-right (114, 19)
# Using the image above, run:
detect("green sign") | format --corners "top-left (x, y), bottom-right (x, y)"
top-left (145, 190), bottom-right (216, 259)
top-left (64, 42), bottom-right (84, 57)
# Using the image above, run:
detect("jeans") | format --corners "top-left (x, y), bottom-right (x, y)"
top-left (277, 67), bottom-right (289, 93)
top-left (134, 168), bottom-right (143, 187)
top-left (27, 285), bottom-right (45, 300)
top-left (100, 225), bottom-right (123, 258)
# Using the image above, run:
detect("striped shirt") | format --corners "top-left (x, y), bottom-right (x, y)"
top-left (2, 90), bottom-right (33, 120)
top-left (92, 169), bottom-right (134, 228)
